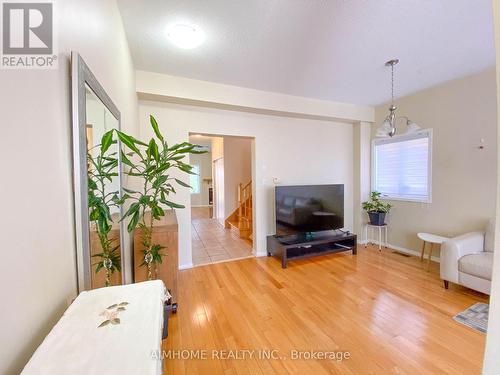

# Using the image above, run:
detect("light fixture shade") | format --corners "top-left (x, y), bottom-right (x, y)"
top-left (376, 106), bottom-right (396, 137)
top-left (405, 120), bottom-right (421, 134)
top-left (376, 118), bottom-right (392, 137)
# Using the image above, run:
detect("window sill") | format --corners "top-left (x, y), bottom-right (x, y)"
top-left (380, 196), bottom-right (432, 204)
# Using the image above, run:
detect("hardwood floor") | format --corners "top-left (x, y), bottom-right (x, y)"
top-left (163, 245), bottom-right (488, 374)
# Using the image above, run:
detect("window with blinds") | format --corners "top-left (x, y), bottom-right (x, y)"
top-left (372, 130), bottom-right (432, 203)
top-left (190, 164), bottom-right (201, 194)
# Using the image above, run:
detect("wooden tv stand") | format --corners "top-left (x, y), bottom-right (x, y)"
top-left (267, 231), bottom-right (357, 268)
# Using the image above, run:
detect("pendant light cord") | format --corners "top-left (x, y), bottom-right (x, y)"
top-left (391, 62), bottom-right (394, 107)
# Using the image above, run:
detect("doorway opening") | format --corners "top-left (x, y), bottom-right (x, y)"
top-left (189, 134), bottom-right (254, 266)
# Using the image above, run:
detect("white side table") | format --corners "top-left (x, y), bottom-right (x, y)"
top-left (364, 224), bottom-right (388, 251)
top-left (417, 232), bottom-right (449, 271)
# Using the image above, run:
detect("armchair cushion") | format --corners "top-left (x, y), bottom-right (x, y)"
top-left (440, 231), bottom-right (485, 283)
top-left (484, 218), bottom-right (495, 253)
top-left (459, 253), bottom-right (493, 280)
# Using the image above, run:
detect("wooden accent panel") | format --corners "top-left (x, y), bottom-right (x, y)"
top-left (163, 244), bottom-right (487, 374)
top-left (134, 210), bottom-right (178, 303)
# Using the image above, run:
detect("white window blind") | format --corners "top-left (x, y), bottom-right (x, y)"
top-left (372, 130), bottom-right (432, 202)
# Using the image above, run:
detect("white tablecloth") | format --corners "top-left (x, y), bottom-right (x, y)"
top-left (22, 280), bottom-right (168, 375)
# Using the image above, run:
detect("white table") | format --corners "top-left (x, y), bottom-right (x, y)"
top-left (364, 224), bottom-right (388, 251)
top-left (417, 232), bottom-right (449, 271)
top-left (22, 281), bottom-right (168, 375)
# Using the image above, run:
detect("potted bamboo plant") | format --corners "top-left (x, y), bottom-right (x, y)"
top-left (87, 130), bottom-right (121, 286)
top-left (117, 115), bottom-right (205, 279)
top-left (362, 191), bottom-right (392, 226)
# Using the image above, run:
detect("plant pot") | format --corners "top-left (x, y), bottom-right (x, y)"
top-left (368, 211), bottom-right (386, 226)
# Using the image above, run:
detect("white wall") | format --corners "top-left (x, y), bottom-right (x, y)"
top-left (139, 101), bottom-right (355, 268)
top-left (223, 137), bottom-right (252, 218)
top-left (211, 137), bottom-right (225, 223)
top-left (483, 1), bottom-right (500, 372)
top-left (373, 69), bottom-right (497, 257)
top-left (0, 1), bottom-right (138, 373)
top-left (353, 122), bottom-right (372, 237)
top-left (211, 137), bottom-right (224, 160)
top-left (136, 70), bottom-right (374, 123)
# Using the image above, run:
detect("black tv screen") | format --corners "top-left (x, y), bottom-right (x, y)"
top-left (275, 184), bottom-right (344, 235)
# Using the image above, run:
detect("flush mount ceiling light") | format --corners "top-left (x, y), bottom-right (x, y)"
top-left (166, 23), bottom-right (205, 49)
top-left (376, 59), bottom-right (421, 137)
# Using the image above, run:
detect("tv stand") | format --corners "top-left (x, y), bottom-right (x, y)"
top-left (267, 231), bottom-right (357, 268)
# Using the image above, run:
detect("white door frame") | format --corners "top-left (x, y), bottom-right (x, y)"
top-left (213, 157), bottom-right (225, 226)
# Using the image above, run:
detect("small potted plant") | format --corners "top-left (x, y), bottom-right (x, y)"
top-left (362, 191), bottom-right (392, 226)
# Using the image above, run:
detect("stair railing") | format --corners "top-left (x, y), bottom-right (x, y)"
top-left (238, 181), bottom-right (252, 230)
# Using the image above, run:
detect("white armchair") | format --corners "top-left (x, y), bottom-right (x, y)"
top-left (440, 220), bottom-right (494, 295)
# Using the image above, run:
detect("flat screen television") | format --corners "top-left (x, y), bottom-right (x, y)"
top-left (275, 184), bottom-right (344, 236)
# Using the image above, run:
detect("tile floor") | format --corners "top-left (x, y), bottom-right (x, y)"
top-left (191, 217), bottom-right (253, 266)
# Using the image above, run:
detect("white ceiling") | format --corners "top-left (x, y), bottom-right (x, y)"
top-left (117, 0), bottom-right (495, 106)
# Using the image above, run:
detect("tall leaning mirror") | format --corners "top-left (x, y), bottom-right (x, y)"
top-left (71, 52), bottom-right (125, 292)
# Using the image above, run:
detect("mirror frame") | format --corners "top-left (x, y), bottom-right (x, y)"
top-left (71, 51), bottom-right (125, 292)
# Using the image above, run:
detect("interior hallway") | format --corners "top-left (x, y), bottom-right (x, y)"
top-left (191, 207), bottom-right (253, 266)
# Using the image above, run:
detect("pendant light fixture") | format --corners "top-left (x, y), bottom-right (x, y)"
top-left (376, 59), bottom-right (421, 137)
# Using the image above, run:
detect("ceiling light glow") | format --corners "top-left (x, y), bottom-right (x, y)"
top-left (166, 23), bottom-right (205, 49)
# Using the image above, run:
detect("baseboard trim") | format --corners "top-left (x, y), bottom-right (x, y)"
top-left (358, 240), bottom-right (441, 263)
top-left (179, 262), bottom-right (193, 270)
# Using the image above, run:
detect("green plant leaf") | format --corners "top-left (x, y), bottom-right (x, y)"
top-left (100, 130), bottom-right (115, 154)
top-left (113, 193), bottom-right (129, 205)
top-left (362, 191), bottom-right (392, 213)
top-left (111, 318), bottom-right (120, 325)
top-left (139, 195), bottom-right (151, 205)
top-left (123, 202), bottom-right (140, 219)
top-left (127, 210), bottom-right (140, 232)
top-left (117, 131), bottom-right (141, 154)
top-left (177, 164), bottom-right (196, 175)
top-left (152, 175), bottom-right (168, 189)
top-left (161, 199), bottom-right (185, 209)
top-left (152, 204), bottom-right (165, 219)
top-left (174, 178), bottom-right (191, 188)
top-left (88, 178), bottom-right (98, 190)
top-left (168, 142), bottom-right (191, 151)
top-left (98, 320), bottom-right (110, 328)
top-left (150, 115), bottom-right (164, 142)
top-left (155, 163), bottom-right (171, 175)
top-left (120, 151), bottom-right (135, 167)
top-left (95, 262), bottom-right (104, 274)
top-left (169, 155), bottom-right (185, 161)
top-left (123, 187), bottom-right (140, 195)
top-left (148, 138), bottom-right (160, 161)
top-left (151, 244), bottom-right (165, 252)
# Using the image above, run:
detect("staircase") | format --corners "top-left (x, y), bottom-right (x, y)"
top-left (225, 181), bottom-right (253, 242)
